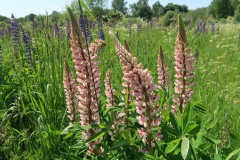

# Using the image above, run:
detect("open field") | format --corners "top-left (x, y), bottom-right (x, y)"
top-left (0, 13), bottom-right (240, 159)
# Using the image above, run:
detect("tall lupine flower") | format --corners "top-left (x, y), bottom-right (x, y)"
top-left (63, 60), bottom-right (78, 124)
top-left (53, 23), bottom-right (59, 37)
top-left (157, 45), bottom-right (170, 89)
top-left (211, 22), bottom-right (215, 34)
top-left (110, 31), bottom-right (163, 153)
top-left (66, 19), bottom-right (70, 39)
top-left (0, 30), bottom-right (4, 38)
top-left (104, 70), bottom-right (116, 108)
top-left (98, 29), bottom-right (105, 40)
top-left (104, 70), bottom-right (125, 140)
top-left (21, 29), bottom-right (32, 64)
top-left (31, 20), bottom-right (37, 29)
top-left (128, 20), bottom-right (132, 37)
top-left (116, 32), bottom-right (119, 40)
top-left (78, 16), bottom-right (84, 33)
top-left (0, 43), bottom-right (2, 84)
top-left (68, 8), bottom-right (105, 155)
top-left (83, 15), bottom-right (92, 42)
top-left (137, 22), bottom-right (141, 37)
top-left (172, 15), bottom-right (195, 115)
top-left (98, 19), bottom-right (102, 30)
top-left (11, 14), bottom-right (19, 58)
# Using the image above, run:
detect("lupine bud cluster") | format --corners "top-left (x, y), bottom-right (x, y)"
top-left (68, 8), bottom-right (106, 155)
top-left (104, 70), bottom-right (116, 108)
top-left (63, 61), bottom-right (78, 124)
top-left (0, 44), bottom-right (2, 84)
top-left (110, 31), bottom-right (163, 153)
top-left (21, 30), bottom-right (32, 64)
top-left (172, 15), bottom-right (195, 114)
top-left (157, 46), bottom-right (170, 88)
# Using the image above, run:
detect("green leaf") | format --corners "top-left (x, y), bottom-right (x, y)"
top-left (78, 0), bottom-right (96, 21)
top-left (214, 153), bottom-right (223, 160)
top-left (170, 112), bottom-right (180, 132)
top-left (192, 103), bottom-right (206, 115)
top-left (183, 103), bottom-right (192, 130)
top-left (190, 143), bottom-right (197, 160)
top-left (63, 132), bottom-right (74, 140)
top-left (165, 141), bottom-right (180, 154)
top-left (165, 126), bottom-right (180, 136)
top-left (184, 124), bottom-right (201, 135)
top-left (203, 136), bottom-right (221, 145)
top-left (136, 152), bottom-right (160, 160)
top-left (71, 142), bottom-right (84, 149)
top-left (192, 131), bottom-right (206, 148)
top-left (226, 148), bottom-right (240, 160)
top-left (85, 130), bottom-right (106, 143)
top-left (111, 141), bottom-right (128, 150)
top-left (206, 118), bottom-right (219, 131)
top-left (181, 137), bottom-right (190, 160)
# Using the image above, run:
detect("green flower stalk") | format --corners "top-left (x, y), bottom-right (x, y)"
top-left (172, 15), bottom-right (195, 114)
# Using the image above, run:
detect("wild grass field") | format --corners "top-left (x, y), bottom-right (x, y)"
top-left (0, 7), bottom-right (240, 160)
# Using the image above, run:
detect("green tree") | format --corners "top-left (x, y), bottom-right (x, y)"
top-left (152, 1), bottom-right (164, 18)
top-left (112, 0), bottom-right (128, 14)
top-left (84, 0), bottom-right (108, 10)
top-left (130, 0), bottom-right (152, 19)
top-left (210, 0), bottom-right (234, 19)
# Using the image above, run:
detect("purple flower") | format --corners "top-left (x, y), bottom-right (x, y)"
top-left (0, 30), bottom-right (4, 38)
top-left (53, 23), bottom-right (59, 37)
top-left (137, 22), bottom-right (141, 36)
top-left (98, 29), bottom-right (105, 40)
top-left (128, 20), bottom-right (132, 37)
top-left (11, 14), bottom-right (19, 45)
top-left (66, 19), bottom-right (70, 39)
top-left (211, 22), bottom-right (215, 34)
top-left (83, 16), bottom-right (92, 42)
top-left (0, 43), bottom-right (2, 83)
top-left (21, 30), bottom-right (32, 64)
top-left (78, 17), bottom-right (84, 33)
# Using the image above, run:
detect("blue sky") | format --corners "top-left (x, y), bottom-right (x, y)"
top-left (0, 0), bottom-right (212, 18)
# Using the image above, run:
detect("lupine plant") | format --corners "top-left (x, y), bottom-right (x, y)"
top-left (60, 7), bottom-right (232, 159)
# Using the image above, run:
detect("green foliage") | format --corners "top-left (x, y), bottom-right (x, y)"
top-left (112, 0), bottom-right (128, 14)
top-left (210, 0), bottom-right (234, 19)
top-left (130, 0), bottom-right (152, 19)
top-left (152, 1), bottom-right (165, 18)
top-left (164, 3), bottom-right (188, 13)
